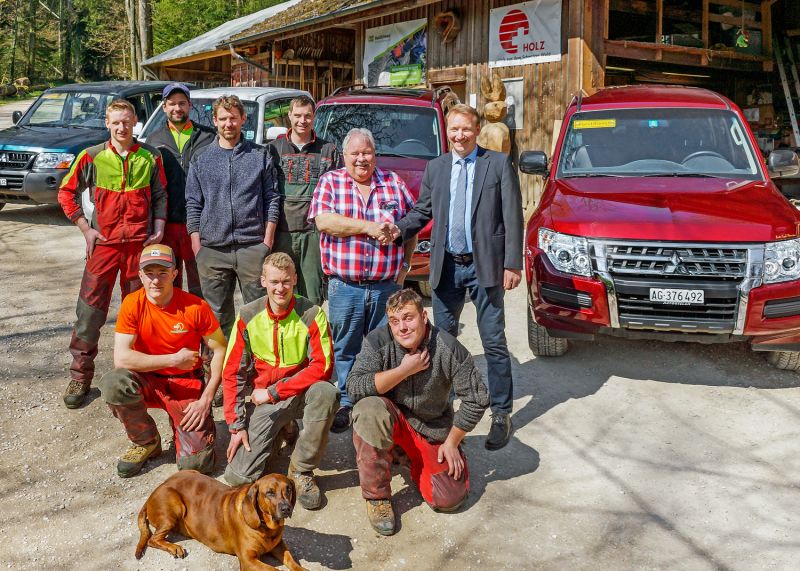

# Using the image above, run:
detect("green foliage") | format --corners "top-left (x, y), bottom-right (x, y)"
top-left (153, 0), bottom-right (284, 56)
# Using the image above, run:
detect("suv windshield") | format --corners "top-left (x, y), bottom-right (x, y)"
top-left (142, 99), bottom-right (260, 141)
top-left (557, 108), bottom-right (762, 180)
top-left (23, 92), bottom-right (117, 129)
top-left (314, 104), bottom-right (441, 159)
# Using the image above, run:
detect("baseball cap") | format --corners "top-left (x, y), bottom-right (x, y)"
top-left (162, 82), bottom-right (191, 100)
top-left (140, 244), bottom-right (176, 269)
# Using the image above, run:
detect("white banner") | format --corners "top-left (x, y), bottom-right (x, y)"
top-left (364, 18), bottom-right (427, 87)
top-left (489, 0), bottom-right (562, 68)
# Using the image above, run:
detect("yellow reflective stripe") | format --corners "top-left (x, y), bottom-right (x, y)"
top-left (223, 313), bottom-right (243, 367)
top-left (314, 309), bottom-right (333, 371)
top-left (247, 310), bottom-right (277, 366)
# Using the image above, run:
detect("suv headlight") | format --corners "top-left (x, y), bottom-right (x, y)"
top-left (765, 238), bottom-right (800, 284)
top-left (538, 228), bottom-right (591, 276)
top-left (33, 152), bottom-right (75, 169)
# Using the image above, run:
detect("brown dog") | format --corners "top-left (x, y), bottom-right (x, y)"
top-left (135, 471), bottom-right (307, 571)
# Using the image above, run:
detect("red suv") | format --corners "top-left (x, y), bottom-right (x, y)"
top-left (314, 86), bottom-right (451, 295)
top-left (520, 85), bottom-right (800, 370)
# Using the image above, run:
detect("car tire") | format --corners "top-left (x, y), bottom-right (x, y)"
top-left (417, 280), bottom-right (432, 298)
top-left (527, 306), bottom-right (568, 357)
top-left (765, 350), bottom-right (800, 371)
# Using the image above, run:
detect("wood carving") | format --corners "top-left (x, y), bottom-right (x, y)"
top-left (433, 10), bottom-right (462, 44)
top-left (477, 75), bottom-right (511, 155)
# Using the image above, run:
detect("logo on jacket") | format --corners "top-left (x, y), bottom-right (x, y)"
top-left (170, 322), bottom-right (188, 334)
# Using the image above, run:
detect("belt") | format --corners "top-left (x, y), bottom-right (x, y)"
top-left (337, 276), bottom-right (386, 286)
top-left (448, 252), bottom-right (473, 265)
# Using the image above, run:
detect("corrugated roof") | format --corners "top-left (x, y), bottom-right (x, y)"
top-left (142, 0), bottom-right (302, 66)
top-left (228, 0), bottom-right (381, 44)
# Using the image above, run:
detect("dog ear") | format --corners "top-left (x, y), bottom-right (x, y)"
top-left (240, 484), bottom-right (262, 530)
top-left (286, 478), bottom-right (296, 509)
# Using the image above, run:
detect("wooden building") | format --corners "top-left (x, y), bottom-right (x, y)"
top-left (144, 0), bottom-right (800, 204)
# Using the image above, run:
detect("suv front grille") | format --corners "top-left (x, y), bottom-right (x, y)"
top-left (0, 151), bottom-right (35, 170)
top-left (606, 244), bottom-right (747, 278)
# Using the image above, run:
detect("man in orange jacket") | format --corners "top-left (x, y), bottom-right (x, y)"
top-left (222, 252), bottom-right (338, 510)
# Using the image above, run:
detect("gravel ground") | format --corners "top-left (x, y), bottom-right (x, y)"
top-left (1, 197), bottom-right (800, 570)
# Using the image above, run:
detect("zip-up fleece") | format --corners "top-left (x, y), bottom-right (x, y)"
top-left (184, 137), bottom-right (280, 247)
top-left (58, 141), bottom-right (167, 244)
top-left (146, 123), bottom-right (215, 224)
top-left (268, 130), bottom-right (340, 232)
top-left (347, 323), bottom-right (490, 443)
top-left (222, 294), bottom-right (334, 431)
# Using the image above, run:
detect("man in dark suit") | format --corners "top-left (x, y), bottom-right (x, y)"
top-left (391, 104), bottom-right (523, 450)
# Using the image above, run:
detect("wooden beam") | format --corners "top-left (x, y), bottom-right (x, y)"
top-left (708, 13), bottom-right (762, 30)
top-left (163, 66), bottom-right (229, 77)
top-left (709, 0), bottom-right (760, 11)
top-left (152, 49), bottom-right (229, 68)
top-left (656, 0), bottom-right (663, 61)
top-left (604, 39), bottom-right (771, 71)
top-left (762, 0), bottom-right (772, 58)
top-left (609, 0), bottom-right (695, 22)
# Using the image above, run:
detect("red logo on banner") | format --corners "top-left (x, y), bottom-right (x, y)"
top-left (499, 9), bottom-right (530, 54)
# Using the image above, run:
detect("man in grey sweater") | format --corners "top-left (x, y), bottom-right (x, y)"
top-left (347, 288), bottom-right (490, 535)
top-left (185, 95), bottom-right (280, 338)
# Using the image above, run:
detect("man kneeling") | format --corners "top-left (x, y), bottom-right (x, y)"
top-left (223, 252), bottom-right (338, 510)
top-left (348, 289), bottom-right (490, 535)
top-left (98, 245), bottom-right (226, 478)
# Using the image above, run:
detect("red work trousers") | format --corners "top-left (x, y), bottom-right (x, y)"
top-left (69, 242), bottom-right (142, 384)
top-left (352, 397), bottom-right (469, 511)
top-left (162, 222), bottom-right (201, 297)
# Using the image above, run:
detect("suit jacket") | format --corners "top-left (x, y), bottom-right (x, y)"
top-left (397, 146), bottom-right (523, 289)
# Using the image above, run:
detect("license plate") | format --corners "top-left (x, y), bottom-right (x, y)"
top-left (0, 178), bottom-right (6, 186)
top-left (649, 288), bottom-right (704, 305)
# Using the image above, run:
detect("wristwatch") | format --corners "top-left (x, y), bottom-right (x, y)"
top-left (402, 262), bottom-right (411, 271)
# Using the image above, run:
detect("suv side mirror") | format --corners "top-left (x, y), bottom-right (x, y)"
top-left (519, 151), bottom-right (549, 176)
top-left (12, 110), bottom-right (22, 125)
top-left (132, 122), bottom-right (144, 137)
top-left (266, 126), bottom-right (288, 141)
top-left (768, 149), bottom-right (800, 178)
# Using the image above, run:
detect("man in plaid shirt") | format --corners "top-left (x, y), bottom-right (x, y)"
top-left (309, 128), bottom-right (416, 432)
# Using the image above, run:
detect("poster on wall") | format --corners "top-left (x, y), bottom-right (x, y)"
top-left (364, 18), bottom-right (427, 87)
top-left (489, 0), bottom-right (561, 68)
top-left (502, 77), bottom-right (524, 130)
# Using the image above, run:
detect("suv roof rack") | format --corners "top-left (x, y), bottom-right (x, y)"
top-left (328, 85), bottom-right (433, 99)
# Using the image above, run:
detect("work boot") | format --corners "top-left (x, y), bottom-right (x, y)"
top-left (63, 379), bottom-right (90, 409)
top-left (287, 462), bottom-right (322, 510)
top-left (366, 499), bottom-right (396, 536)
top-left (117, 439), bottom-right (162, 478)
top-left (330, 406), bottom-right (352, 433)
top-left (485, 413), bottom-right (512, 451)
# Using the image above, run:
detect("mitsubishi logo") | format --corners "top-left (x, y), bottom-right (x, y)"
top-left (665, 252), bottom-right (689, 275)
top-left (0, 153), bottom-right (7, 163)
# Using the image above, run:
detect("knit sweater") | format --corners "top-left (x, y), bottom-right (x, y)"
top-left (184, 137), bottom-right (280, 247)
top-left (347, 322), bottom-right (490, 443)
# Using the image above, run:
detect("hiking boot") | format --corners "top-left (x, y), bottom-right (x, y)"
top-left (366, 499), bottom-right (396, 536)
top-left (63, 379), bottom-right (90, 409)
top-left (287, 462), bottom-right (322, 510)
top-left (485, 413), bottom-right (512, 451)
top-left (330, 406), bottom-right (352, 433)
top-left (117, 439), bottom-right (162, 478)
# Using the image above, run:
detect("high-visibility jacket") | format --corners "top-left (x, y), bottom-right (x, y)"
top-left (58, 141), bottom-right (167, 244)
top-left (222, 294), bottom-right (334, 431)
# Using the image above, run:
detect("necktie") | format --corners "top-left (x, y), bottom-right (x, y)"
top-left (450, 158), bottom-right (469, 254)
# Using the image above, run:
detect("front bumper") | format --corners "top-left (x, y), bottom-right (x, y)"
top-left (0, 168), bottom-right (65, 205)
top-left (527, 245), bottom-right (800, 351)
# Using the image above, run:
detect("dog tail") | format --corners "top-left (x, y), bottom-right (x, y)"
top-left (134, 504), bottom-right (151, 559)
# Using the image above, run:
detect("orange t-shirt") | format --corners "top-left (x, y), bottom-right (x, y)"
top-left (115, 288), bottom-right (220, 376)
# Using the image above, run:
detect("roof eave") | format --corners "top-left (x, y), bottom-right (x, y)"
top-left (225, 0), bottom-right (386, 47)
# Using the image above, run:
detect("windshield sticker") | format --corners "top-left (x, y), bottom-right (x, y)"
top-left (245, 130), bottom-right (255, 140)
top-left (574, 119), bottom-right (616, 129)
top-left (42, 93), bottom-right (62, 99)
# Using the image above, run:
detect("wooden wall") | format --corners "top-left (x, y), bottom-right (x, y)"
top-left (354, 0), bottom-right (590, 207)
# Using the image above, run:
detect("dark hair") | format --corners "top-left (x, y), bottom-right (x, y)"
top-left (386, 288), bottom-right (424, 315)
top-left (289, 95), bottom-right (315, 113)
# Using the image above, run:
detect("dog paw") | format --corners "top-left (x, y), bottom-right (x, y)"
top-left (171, 546), bottom-right (187, 558)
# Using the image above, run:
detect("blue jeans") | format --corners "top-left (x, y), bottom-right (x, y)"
top-left (327, 277), bottom-right (401, 408)
top-left (432, 256), bottom-right (513, 415)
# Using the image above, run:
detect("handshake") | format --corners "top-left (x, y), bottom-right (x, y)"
top-left (367, 221), bottom-right (401, 245)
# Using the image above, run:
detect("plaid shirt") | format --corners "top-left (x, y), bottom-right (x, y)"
top-left (309, 166), bottom-right (414, 282)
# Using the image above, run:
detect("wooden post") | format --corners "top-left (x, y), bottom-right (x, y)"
top-left (656, 0), bottom-right (663, 61)
top-left (762, 0), bottom-right (772, 58)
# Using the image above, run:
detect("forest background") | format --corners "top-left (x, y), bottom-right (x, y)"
top-left (0, 0), bottom-right (282, 88)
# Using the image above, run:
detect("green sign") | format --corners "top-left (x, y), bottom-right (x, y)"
top-left (389, 64), bottom-right (423, 86)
